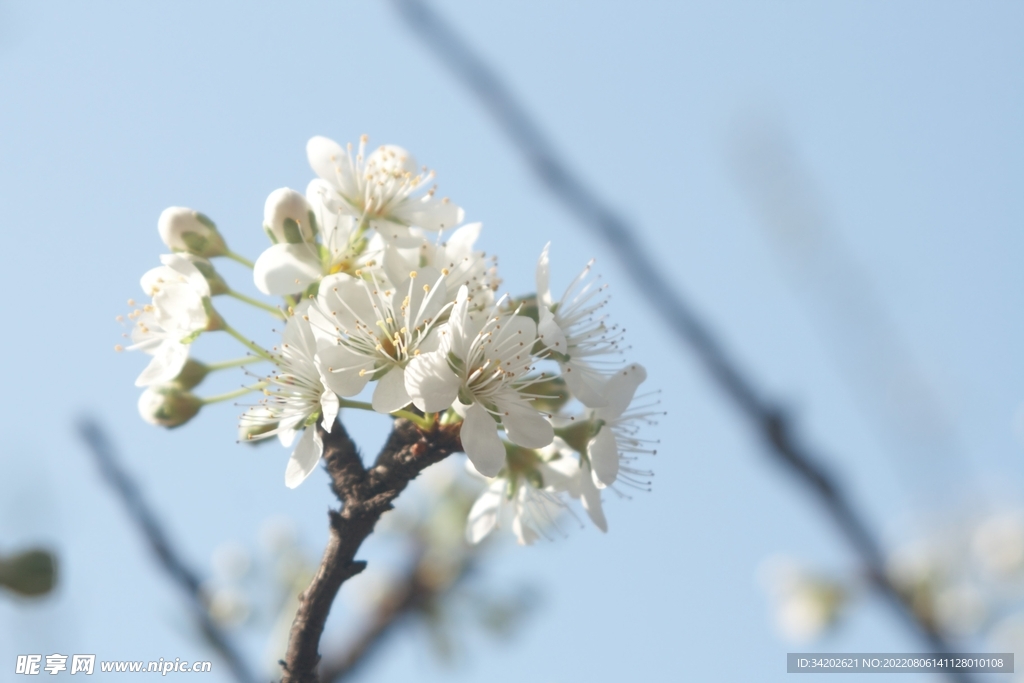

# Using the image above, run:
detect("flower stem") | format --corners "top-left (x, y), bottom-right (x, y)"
top-left (392, 409), bottom-right (434, 431)
top-left (201, 381), bottom-right (267, 405)
top-left (227, 290), bottom-right (287, 319)
top-left (222, 324), bottom-right (276, 363)
top-left (338, 398), bottom-right (375, 412)
top-left (205, 357), bottom-right (260, 372)
top-left (225, 251), bottom-right (255, 269)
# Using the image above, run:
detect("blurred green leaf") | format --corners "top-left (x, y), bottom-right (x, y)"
top-left (0, 549), bottom-right (57, 597)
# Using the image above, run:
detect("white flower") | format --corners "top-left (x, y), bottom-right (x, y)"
top-left (465, 447), bottom-right (575, 546)
top-left (382, 222), bottom-right (500, 315)
top-left (560, 454), bottom-right (608, 532)
top-left (580, 363), bottom-right (658, 488)
top-left (307, 135), bottom-right (464, 246)
top-left (535, 244), bottom-right (623, 407)
top-left (404, 286), bottom-right (554, 477)
top-left (239, 311), bottom-right (340, 489)
top-left (157, 206), bottom-right (227, 258)
top-left (309, 268), bottom-right (449, 414)
top-left (127, 254), bottom-right (213, 386)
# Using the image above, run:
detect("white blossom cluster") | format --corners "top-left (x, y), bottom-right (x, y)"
top-left (119, 135), bottom-right (660, 545)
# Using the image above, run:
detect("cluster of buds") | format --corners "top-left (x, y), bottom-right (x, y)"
top-left (119, 135), bottom-right (661, 544)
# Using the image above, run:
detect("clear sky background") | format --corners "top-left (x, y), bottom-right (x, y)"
top-left (1, 1), bottom-right (1022, 681)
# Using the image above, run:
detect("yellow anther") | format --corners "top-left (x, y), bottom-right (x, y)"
top-left (441, 268), bottom-right (450, 276)
top-left (114, 344), bottom-right (124, 352)
top-left (409, 270), bottom-right (418, 279)
top-left (423, 284), bottom-right (430, 292)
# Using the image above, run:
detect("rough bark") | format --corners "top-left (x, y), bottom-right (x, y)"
top-left (279, 418), bottom-right (461, 683)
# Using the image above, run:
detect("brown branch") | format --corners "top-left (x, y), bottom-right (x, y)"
top-left (280, 418), bottom-right (462, 683)
top-left (388, 2), bottom-right (974, 680)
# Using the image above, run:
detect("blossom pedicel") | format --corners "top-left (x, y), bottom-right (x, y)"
top-left (119, 134), bottom-right (661, 544)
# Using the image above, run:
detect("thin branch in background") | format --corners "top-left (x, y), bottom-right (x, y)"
top-left (76, 419), bottom-right (259, 683)
top-left (730, 121), bottom-right (973, 505)
top-left (318, 544), bottom-right (434, 683)
top-left (389, 0), bottom-right (972, 676)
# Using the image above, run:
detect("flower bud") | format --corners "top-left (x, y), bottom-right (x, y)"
top-left (263, 188), bottom-right (318, 244)
top-left (238, 407), bottom-right (278, 443)
top-left (528, 375), bottom-right (570, 413)
top-left (188, 257), bottom-right (229, 296)
top-left (138, 385), bottom-right (202, 428)
top-left (158, 207), bottom-right (228, 258)
top-left (171, 359), bottom-right (210, 390)
top-left (0, 549), bottom-right (57, 597)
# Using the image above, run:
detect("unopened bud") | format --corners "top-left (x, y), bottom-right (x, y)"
top-left (0, 549), bottom-right (57, 597)
top-left (188, 257), bottom-right (229, 296)
top-left (528, 375), bottom-right (571, 413)
top-left (238, 408), bottom-right (277, 443)
top-left (138, 385), bottom-right (202, 428)
top-left (508, 294), bottom-right (539, 323)
top-left (172, 359), bottom-right (210, 390)
top-left (158, 207), bottom-right (228, 258)
top-left (263, 188), bottom-right (318, 244)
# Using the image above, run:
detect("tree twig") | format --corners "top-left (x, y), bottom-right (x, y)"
top-left (76, 419), bottom-right (259, 683)
top-left (388, 0), bottom-right (971, 676)
top-left (280, 418), bottom-right (462, 683)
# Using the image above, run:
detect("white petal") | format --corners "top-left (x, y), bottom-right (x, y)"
top-left (595, 363), bottom-right (648, 421)
top-left (404, 351), bottom-right (461, 413)
top-left (135, 343), bottom-right (188, 387)
top-left (398, 194), bottom-right (463, 231)
top-left (316, 345), bottom-right (372, 397)
top-left (277, 427), bottom-right (297, 448)
top-left (587, 425), bottom-right (619, 486)
top-left (284, 427), bottom-right (323, 489)
top-left (460, 403), bottom-right (505, 477)
top-left (536, 242), bottom-right (553, 308)
top-left (466, 483), bottom-right (503, 544)
top-left (371, 221), bottom-right (423, 248)
top-left (320, 390), bottom-right (340, 433)
top-left (372, 367), bottom-right (412, 414)
top-left (316, 273), bottom-right (377, 332)
top-left (253, 243), bottom-right (323, 296)
top-left (307, 136), bottom-right (347, 187)
top-left (498, 398), bottom-right (554, 449)
top-left (578, 463), bottom-right (608, 532)
top-left (444, 222), bottom-right (482, 261)
top-left (562, 361), bottom-right (610, 409)
top-left (537, 311), bottom-right (567, 354)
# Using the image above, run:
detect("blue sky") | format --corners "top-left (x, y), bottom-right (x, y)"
top-left (0, 1), bottom-right (1022, 681)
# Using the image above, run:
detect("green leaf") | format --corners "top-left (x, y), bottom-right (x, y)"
top-left (0, 549), bottom-right (57, 597)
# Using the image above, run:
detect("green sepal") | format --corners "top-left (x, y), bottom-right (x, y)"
top-left (283, 218), bottom-right (304, 244)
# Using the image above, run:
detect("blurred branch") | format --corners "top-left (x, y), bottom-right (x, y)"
top-left (730, 122), bottom-right (971, 502)
top-left (280, 418), bottom-right (462, 683)
top-left (76, 419), bottom-right (259, 683)
top-left (390, 0), bottom-right (972, 676)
